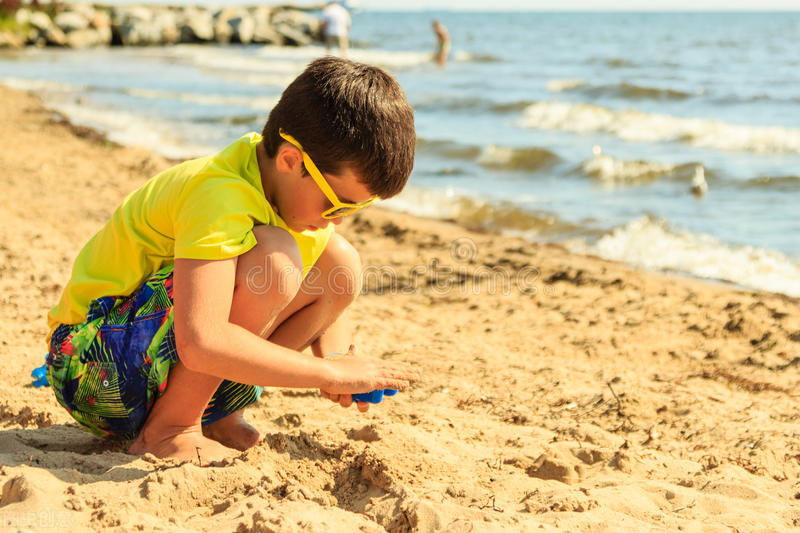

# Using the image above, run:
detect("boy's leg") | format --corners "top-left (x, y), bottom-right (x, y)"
top-left (129, 226), bottom-right (303, 461)
top-left (202, 232), bottom-right (362, 445)
top-left (127, 363), bottom-right (233, 463)
top-left (262, 232), bottom-right (361, 354)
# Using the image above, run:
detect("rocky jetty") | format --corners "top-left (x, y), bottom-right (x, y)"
top-left (0, 3), bottom-right (324, 48)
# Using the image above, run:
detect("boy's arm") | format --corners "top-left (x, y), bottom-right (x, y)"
top-left (172, 257), bottom-right (417, 392)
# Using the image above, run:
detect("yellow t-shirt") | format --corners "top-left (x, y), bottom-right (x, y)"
top-left (47, 132), bottom-right (333, 340)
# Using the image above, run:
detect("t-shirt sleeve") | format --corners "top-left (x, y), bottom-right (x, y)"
top-left (173, 177), bottom-right (262, 260)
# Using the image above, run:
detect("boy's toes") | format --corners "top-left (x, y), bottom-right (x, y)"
top-left (203, 415), bottom-right (261, 451)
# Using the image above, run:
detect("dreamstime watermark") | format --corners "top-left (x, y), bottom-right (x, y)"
top-left (244, 236), bottom-right (555, 297)
top-left (1, 509), bottom-right (73, 529)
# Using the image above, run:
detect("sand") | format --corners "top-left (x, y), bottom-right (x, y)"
top-left (1, 84), bottom-right (799, 532)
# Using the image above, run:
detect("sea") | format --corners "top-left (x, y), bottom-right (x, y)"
top-left (2, 10), bottom-right (799, 296)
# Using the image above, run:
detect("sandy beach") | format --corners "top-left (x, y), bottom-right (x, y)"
top-left (1, 84), bottom-right (799, 531)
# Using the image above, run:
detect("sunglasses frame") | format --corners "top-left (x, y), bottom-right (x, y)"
top-left (279, 130), bottom-right (377, 219)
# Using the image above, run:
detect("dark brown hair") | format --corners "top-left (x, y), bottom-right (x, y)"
top-left (262, 57), bottom-right (415, 198)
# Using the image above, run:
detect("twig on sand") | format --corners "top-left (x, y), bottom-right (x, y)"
top-left (672, 500), bottom-right (696, 512)
top-left (607, 381), bottom-right (637, 430)
top-left (195, 446), bottom-right (202, 465)
top-left (471, 495), bottom-right (504, 512)
top-left (607, 381), bottom-right (623, 413)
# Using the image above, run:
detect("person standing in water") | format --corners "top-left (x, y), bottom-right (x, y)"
top-left (322, 1), bottom-right (352, 57)
top-left (432, 20), bottom-right (450, 67)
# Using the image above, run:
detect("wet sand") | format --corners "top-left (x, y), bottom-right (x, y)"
top-left (1, 85), bottom-right (799, 532)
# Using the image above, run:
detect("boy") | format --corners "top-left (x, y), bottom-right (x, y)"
top-left (45, 57), bottom-right (420, 464)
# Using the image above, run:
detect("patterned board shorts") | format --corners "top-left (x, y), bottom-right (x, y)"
top-left (47, 265), bottom-right (262, 440)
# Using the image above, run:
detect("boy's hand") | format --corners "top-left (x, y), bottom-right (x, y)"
top-left (319, 344), bottom-right (356, 413)
top-left (319, 344), bottom-right (357, 409)
top-left (320, 344), bottom-right (361, 410)
top-left (320, 345), bottom-right (419, 412)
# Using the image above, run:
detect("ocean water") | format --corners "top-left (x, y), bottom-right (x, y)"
top-left (2, 11), bottom-right (799, 296)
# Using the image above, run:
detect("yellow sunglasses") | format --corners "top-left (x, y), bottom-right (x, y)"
top-left (279, 129), bottom-right (377, 219)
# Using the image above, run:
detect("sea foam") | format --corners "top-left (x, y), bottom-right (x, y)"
top-left (52, 102), bottom-right (217, 159)
top-left (568, 216), bottom-right (800, 297)
top-left (384, 186), bottom-right (578, 237)
top-left (518, 101), bottom-right (800, 154)
top-left (579, 151), bottom-right (703, 187)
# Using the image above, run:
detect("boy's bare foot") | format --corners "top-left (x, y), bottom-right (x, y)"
top-left (202, 409), bottom-right (262, 451)
top-left (128, 425), bottom-right (234, 465)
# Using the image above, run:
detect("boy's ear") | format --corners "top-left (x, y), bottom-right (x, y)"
top-left (275, 144), bottom-right (304, 175)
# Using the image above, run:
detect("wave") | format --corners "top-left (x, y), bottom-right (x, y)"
top-left (387, 191), bottom-right (800, 297)
top-left (1, 76), bottom-right (278, 112)
top-left (433, 166), bottom-right (468, 176)
top-left (453, 51), bottom-right (502, 63)
top-left (589, 56), bottom-right (681, 69)
top-left (135, 45), bottom-right (431, 91)
top-left (591, 57), bottom-right (635, 68)
top-left (195, 114), bottom-right (262, 126)
top-left (579, 151), bottom-right (706, 186)
top-left (547, 79), bottom-right (697, 101)
top-left (384, 186), bottom-right (581, 238)
top-left (416, 139), bottom-right (481, 159)
top-left (490, 100), bottom-right (537, 113)
top-left (415, 94), bottom-right (541, 114)
top-left (50, 102), bottom-right (217, 160)
top-left (215, 46), bottom-right (429, 87)
top-left (693, 39), bottom-right (741, 48)
top-left (1, 77), bottom-right (82, 93)
top-left (255, 44), bottom-right (432, 70)
top-left (567, 216), bottom-right (800, 297)
top-left (476, 145), bottom-right (560, 172)
top-left (413, 95), bottom-right (493, 112)
top-left (417, 139), bottom-right (559, 172)
top-left (546, 79), bottom-right (588, 93)
top-left (713, 92), bottom-right (771, 105)
top-left (739, 175), bottom-right (800, 191)
top-left (125, 88), bottom-right (279, 111)
top-left (517, 101), bottom-right (800, 154)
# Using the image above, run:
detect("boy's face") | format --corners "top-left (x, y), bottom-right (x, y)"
top-left (278, 158), bottom-right (373, 233)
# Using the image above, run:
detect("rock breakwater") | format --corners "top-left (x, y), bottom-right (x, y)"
top-left (0, 2), bottom-right (323, 48)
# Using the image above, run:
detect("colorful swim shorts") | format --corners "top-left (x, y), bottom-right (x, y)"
top-left (46, 264), bottom-right (262, 440)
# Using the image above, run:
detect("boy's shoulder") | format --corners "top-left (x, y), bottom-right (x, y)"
top-left (149, 133), bottom-right (262, 190)
top-left (184, 133), bottom-right (261, 178)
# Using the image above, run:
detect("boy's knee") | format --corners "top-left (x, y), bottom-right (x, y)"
top-left (319, 234), bottom-right (362, 307)
top-left (238, 226), bottom-right (303, 306)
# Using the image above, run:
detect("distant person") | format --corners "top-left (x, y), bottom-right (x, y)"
top-left (432, 20), bottom-right (450, 67)
top-left (322, 1), bottom-right (351, 57)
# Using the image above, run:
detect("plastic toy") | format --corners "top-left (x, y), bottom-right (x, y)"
top-left (352, 388), bottom-right (398, 404)
top-left (327, 352), bottom-right (399, 404)
top-left (31, 362), bottom-right (49, 387)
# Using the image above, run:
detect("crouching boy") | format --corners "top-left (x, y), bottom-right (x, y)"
top-left (45, 57), bottom-right (420, 463)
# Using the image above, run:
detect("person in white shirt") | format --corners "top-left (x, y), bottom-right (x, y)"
top-left (321, 1), bottom-right (352, 57)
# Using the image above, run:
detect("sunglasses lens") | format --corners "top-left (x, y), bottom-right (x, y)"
top-left (326, 206), bottom-right (356, 218)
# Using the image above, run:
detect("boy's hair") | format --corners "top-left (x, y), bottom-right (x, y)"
top-left (262, 57), bottom-right (415, 199)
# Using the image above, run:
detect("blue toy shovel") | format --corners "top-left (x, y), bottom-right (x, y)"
top-left (327, 352), bottom-right (399, 404)
top-left (352, 388), bottom-right (398, 404)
